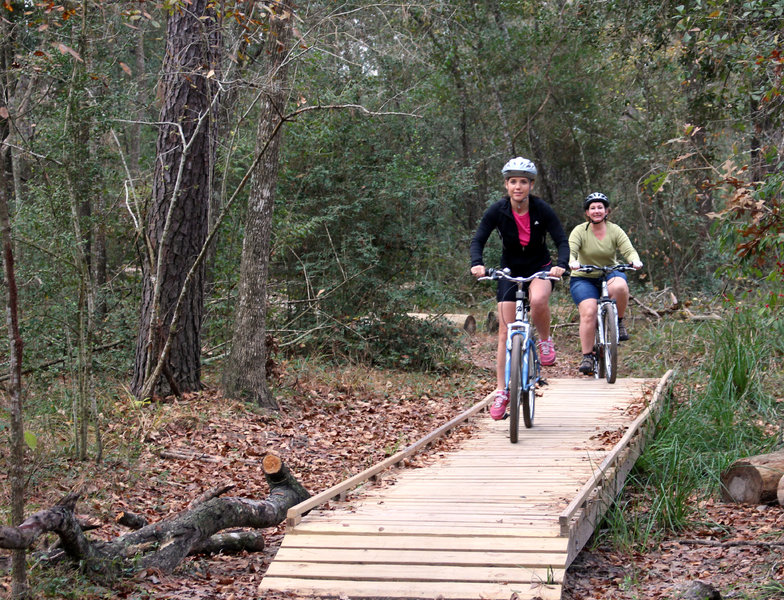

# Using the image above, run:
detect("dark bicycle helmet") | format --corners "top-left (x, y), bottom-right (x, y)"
top-left (502, 157), bottom-right (537, 179)
top-left (583, 192), bottom-right (609, 210)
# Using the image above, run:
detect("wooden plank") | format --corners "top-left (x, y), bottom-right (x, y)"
top-left (290, 522), bottom-right (562, 537)
top-left (258, 578), bottom-right (563, 600)
top-left (301, 517), bottom-right (563, 526)
top-left (263, 560), bottom-right (566, 584)
top-left (272, 547), bottom-right (568, 567)
top-left (280, 532), bottom-right (570, 552)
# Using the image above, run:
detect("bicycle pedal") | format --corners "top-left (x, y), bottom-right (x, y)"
top-left (539, 378), bottom-right (548, 386)
top-left (502, 412), bottom-right (509, 420)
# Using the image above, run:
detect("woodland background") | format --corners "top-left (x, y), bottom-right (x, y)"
top-left (0, 0), bottom-right (783, 598)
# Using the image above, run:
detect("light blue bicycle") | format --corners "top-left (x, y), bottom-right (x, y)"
top-left (480, 268), bottom-right (560, 443)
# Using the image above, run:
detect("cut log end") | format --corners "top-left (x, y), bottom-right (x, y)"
top-left (721, 465), bottom-right (762, 503)
top-left (262, 453), bottom-right (283, 475)
top-left (720, 450), bottom-right (784, 504)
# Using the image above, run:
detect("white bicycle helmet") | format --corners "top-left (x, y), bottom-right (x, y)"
top-left (501, 157), bottom-right (537, 179)
top-left (583, 192), bottom-right (609, 210)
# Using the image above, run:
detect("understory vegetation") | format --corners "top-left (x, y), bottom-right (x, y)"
top-left (597, 287), bottom-right (784, 552)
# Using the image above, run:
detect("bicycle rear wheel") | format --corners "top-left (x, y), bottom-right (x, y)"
top-left (523, 342), bottom-right (537, 428)
top-left (594, 322), bottom-right (604, 379)
top-left (603, 304), bottom-right (619, 383)
top-left (508, 335), bottom-right (523, 443)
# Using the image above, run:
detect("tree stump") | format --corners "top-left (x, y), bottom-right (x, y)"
top-left (720, 449), bottom-right (784, 504)
top-left (485, 310), bottom-right (498, 333)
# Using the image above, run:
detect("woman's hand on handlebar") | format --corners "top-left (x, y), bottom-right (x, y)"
top-left (548, 266), bottom-right (566, 278)
top-left (471, 265), bottom-right (486, 278)
top-left (569, 260), bottom-right (580, 271)
top-left (632, 260), bottom-right (643, 270)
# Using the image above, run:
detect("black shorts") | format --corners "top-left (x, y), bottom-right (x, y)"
top-left (496, 263), bottom-right (553, 303)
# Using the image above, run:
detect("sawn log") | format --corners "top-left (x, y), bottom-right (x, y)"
top-left (720, 449), bottom-right (784, 504)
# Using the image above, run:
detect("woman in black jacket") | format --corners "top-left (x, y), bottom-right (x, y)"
top-left (470, 157), bottom-right (569, 420)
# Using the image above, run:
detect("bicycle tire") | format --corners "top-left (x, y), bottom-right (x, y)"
top-left (594, 319), bottom-right (605, 379)
top-left (523, 342), bottom-right (536, 428)
top-left (508, 334), bottom-right (523, 443)
top-left (604, 304), bottom-right (619, 383)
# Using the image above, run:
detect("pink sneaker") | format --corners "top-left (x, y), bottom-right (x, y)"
top-left (489, 389), bottom-right (509, 420)
top-left (538, 339), bottom-right (556, 366)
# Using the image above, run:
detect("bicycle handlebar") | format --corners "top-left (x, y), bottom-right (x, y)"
top-left (575, 264), bottom-right (638, 274)
top-left (478, 267), bottom-right (561, 283)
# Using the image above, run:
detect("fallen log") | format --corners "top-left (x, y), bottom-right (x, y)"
top-left (187, 481), bottom-right (236, 509)
top-left (720, 449), bottom-right (784, 504)
top-left (0, 454), bottom-right (309, 580)
top-left (406, 312), bottom-right (477, 334)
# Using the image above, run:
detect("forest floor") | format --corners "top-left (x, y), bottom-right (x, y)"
top-left (2, 312), bottom-right (784, 599)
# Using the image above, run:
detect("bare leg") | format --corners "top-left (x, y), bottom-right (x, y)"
top-left (528, 278), bottom-right (553, 340)
top-left (578, 298), bottom-right (598, 355)
top-left (607, 278), bottom-right (630, 318)
top-left (495, 301), bottom-right (515, 390)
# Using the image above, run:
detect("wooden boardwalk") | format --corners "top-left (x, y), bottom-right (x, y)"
top-left (261, 373), bottom-right (673, 600)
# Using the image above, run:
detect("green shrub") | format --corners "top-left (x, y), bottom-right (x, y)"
top-left (284, 312), bottom-right (466, 372)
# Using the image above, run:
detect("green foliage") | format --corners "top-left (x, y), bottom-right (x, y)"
top-left (710, 162), bottom-right (784, 291)
top-left (598, 304), bottom-right (783, 548)
top-left (27, 562), bottom-right (115, 599)
top-left (285, 312), bottom-right (466, 373)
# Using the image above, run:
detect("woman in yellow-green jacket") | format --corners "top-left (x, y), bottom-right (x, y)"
top-left (568, 192), bottom-right (643, 375)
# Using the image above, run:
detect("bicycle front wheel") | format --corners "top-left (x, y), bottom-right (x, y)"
top-left (594, 321), bottom-right (604, 379)
top-left (603, 304), bottom-right (618, 383)
top-left (523, 342), bottom-right (537, 428)
top-left (508, 335), bottom-right (523, 443)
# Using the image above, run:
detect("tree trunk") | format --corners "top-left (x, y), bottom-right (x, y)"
top-left (131, 0), bottom-right (221, 399)
top-left (0, 455), bottom-right (309, 579)
top-left (223, 4), bottom-right (293, 407)
top-left (720, 449), bottom-right (784, 504)
top-left (0, 114), bottom-right (28, 599)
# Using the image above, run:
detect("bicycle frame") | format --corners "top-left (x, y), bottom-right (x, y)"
top-left (504, 285), bottom-right (537, 395)
top-left (596, 279), bottom-right (617, 344)
top-left (594, 277), bottom-right (618, 380)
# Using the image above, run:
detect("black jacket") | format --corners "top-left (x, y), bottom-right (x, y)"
top-left (470, 195), bottom-right (569, 274)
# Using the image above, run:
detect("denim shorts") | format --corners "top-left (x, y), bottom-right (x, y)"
top-left (569, 271), bottom-right (627, 305)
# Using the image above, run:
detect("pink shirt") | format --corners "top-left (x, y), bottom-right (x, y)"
top-left (513, 211), bottom-right (531, 247)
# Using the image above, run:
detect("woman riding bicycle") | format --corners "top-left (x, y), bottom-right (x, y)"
top-left (470, 157), bottom-right (569, 419)
top-left (568, 192), bottom-right (642, 375)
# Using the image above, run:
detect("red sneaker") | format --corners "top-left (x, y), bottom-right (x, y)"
top-left (538, 339), bottom-right (556, 366)
top-left (489, 389), bottom-right (509, 420)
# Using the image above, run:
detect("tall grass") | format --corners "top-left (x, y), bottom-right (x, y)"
top-left (597, 306), bottom-right (784, 549)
